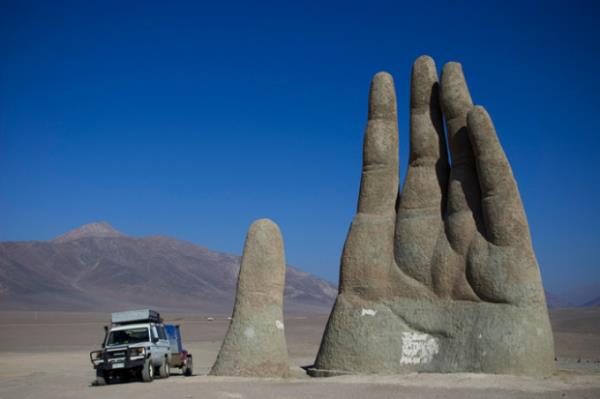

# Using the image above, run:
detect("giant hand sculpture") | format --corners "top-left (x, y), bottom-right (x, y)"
top-left (313, 56), bottom-right (554, 376)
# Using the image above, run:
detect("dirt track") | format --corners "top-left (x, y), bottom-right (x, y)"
top-left (0, 309), bottom-right (599, 399)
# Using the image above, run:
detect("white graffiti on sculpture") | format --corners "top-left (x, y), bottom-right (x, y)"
top-left (400, 332), bottom-right (439, 365)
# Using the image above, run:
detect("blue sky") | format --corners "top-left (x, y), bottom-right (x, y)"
top-left (1, 0), bottom-right (599, 294)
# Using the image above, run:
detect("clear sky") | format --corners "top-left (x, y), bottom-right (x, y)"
top-left (1, 0), bottom-right (599, 294)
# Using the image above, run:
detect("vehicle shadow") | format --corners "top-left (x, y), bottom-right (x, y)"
top-left (90, 370), bottom-right (193, 387)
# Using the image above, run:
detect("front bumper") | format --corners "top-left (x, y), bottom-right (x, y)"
top-left (91, 349), bottom-right (149, 372)
top-left (94, 357), bottom-right (146, 372)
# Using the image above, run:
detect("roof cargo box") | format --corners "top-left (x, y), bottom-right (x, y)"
top-left (111, 309), bottom-right (162, 325)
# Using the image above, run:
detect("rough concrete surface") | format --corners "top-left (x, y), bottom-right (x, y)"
top-left (314, 56), bottom-right (554, 376)
top-left (209, 219), bottom-right (290, 377)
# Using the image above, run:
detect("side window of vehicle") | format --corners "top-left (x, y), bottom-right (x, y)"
top-left (158, 326), bottom-right (167, 340)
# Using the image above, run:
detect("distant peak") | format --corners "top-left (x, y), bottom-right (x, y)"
top-left (53, 221), bottom-right (125, 243)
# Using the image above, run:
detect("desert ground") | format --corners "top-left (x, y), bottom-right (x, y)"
top-left (0, 308), bottom-right (599, 399)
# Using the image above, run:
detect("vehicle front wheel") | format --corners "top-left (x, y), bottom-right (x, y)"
top-left (94, 369), bottom-right (108, 386)
top-left (141, 360), bottom-right (154, 382)
top-left (95, 374), bottom-right (107, 386)
top-left (159, 358), bottom-right (169, 378)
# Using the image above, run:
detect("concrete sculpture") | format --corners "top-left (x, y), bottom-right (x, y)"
top-left (210, 219), bottom-right (289, 377)
top-left (312, 56), bottom-right (555, 376)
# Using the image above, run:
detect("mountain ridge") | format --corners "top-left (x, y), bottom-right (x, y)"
top-left (0, 223), bottom-right (337, 314)
top-left (2, 222), bottom-right (596, 311)
top-left (582, 296), bottom-right (600, 307)
top-left (53, 221), bottom-right (125, 243)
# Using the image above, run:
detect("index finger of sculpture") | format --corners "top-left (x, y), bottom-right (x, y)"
top-left (357, 72), bottom-right (399, 216)
top-left (467, 106), bottom-right (530, 246)
top-left (339, 72), bottom-right (398, 298)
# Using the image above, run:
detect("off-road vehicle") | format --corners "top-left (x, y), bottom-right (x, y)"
top-left (90, 309), bottom-right (193, 385)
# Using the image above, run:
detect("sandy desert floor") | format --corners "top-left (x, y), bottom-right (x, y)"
top-left (0, 308), bottom-right (599, 399)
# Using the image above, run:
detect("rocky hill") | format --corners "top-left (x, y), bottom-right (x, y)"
top-left (0, 222), bottom-right (337, 314)
top-left (582, 296), bottom-right (600, 307)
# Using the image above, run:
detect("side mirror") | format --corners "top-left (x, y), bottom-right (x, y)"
top-left (152, 337), bottom-right (159, 343)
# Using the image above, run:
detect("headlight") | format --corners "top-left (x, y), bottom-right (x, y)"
top-left (129, 347), bottom-right (146, 359)
top-left (90, 350), bottom-right (104, 364)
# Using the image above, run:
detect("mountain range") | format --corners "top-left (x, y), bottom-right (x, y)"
top-left (544, 283), bottom-right (600, 309)
top-left (0, 222), bottom-right (337, 314)
top-left (0, 222), bottom-right (596, 312)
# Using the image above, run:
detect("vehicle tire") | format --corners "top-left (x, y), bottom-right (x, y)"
top-left (141, 360), bottom-right (154, 382)
top-left (184, 356), bottom-right (193, 376)
top-left (95, 372), bottom-right (107, 386)
top-left (159, 358), bottom-right (169, 379)
top-left (95, 368), bottom-right (109, 386)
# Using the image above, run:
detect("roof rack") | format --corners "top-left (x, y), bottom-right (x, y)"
top-left (111, 309), bottom-right (162, 325)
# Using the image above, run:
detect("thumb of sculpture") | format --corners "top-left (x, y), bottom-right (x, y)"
top-left (209, 219), bottom-right (290, 377)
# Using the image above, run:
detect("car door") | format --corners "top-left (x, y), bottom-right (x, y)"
top-left (157, 325), bottom-right (171, 362)
top-left (150, 325), bottom-right (162, 365)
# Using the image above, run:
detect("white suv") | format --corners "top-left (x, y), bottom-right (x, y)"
top-left (90, 310), bottom-right (172, 384)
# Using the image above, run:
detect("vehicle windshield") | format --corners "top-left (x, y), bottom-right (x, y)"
top-left (106, 327), bottom-right (149, 346)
